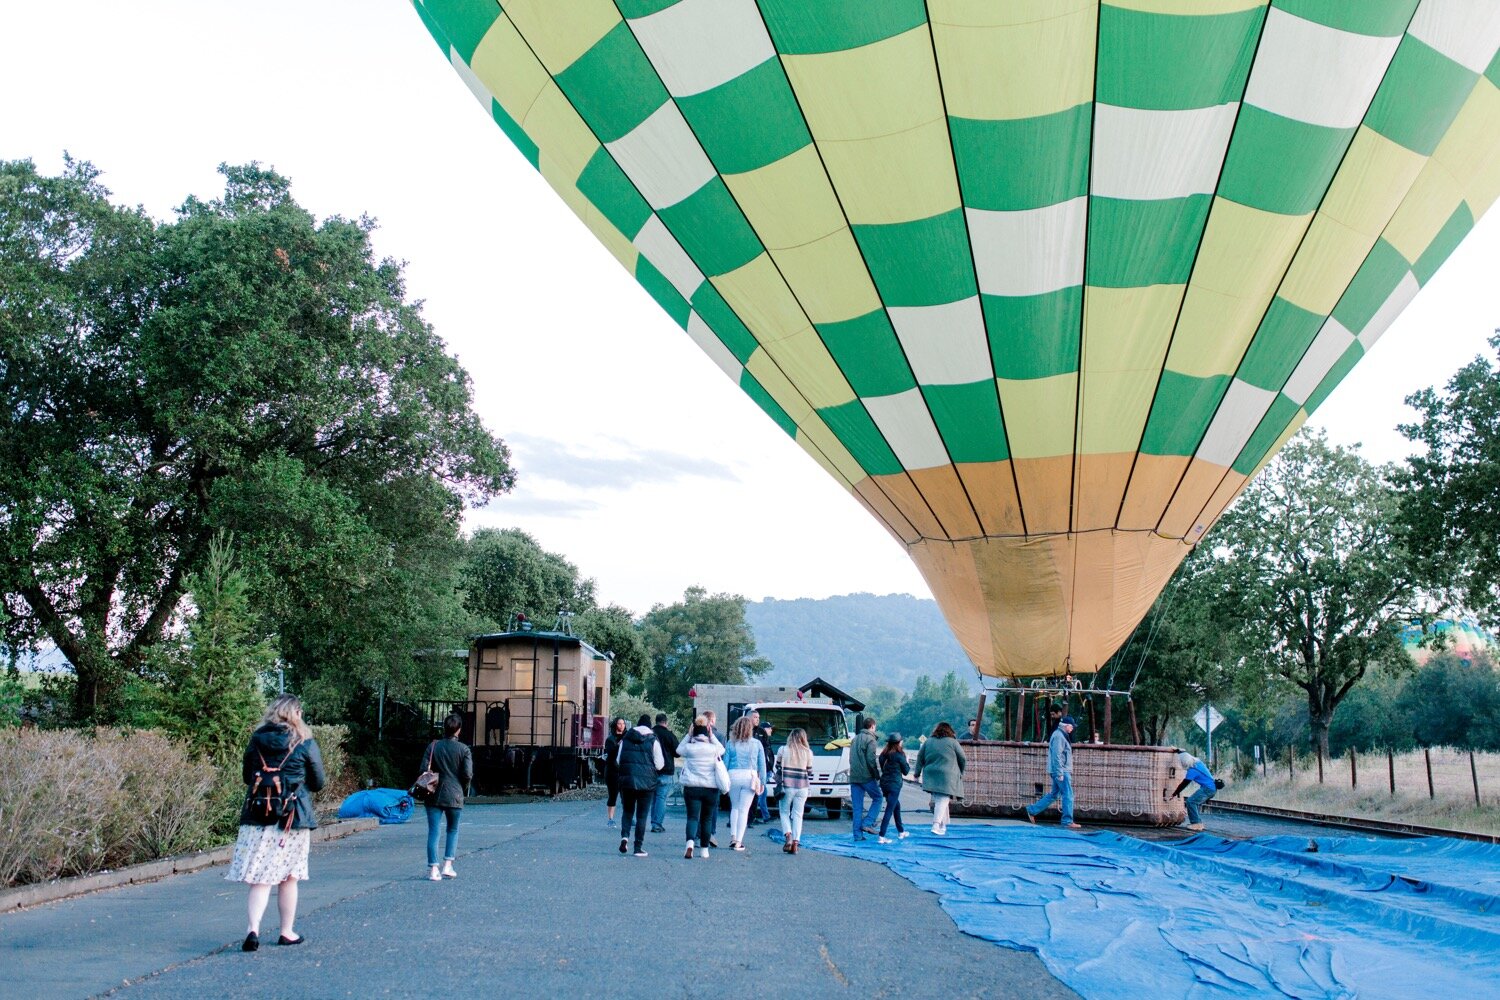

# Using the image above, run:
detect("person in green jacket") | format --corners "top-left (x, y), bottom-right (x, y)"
top-left (914, 722), bottom-right (966, 836)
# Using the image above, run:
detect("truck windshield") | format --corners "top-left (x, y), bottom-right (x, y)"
top-left (757, 708), bottom-right (848, 753)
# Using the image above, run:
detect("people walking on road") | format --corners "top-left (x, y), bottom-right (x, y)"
top-left (724, 715), bottom-right (766, 852)
top-left (700, 709), bottom-right (724, 847)
top-left (776, 727), bottom-right (813, 854)
top-left (877, 733), bottom-right (910, 843)
top-left (914, 722), bottom-right (965, 835)
top-left (752, 718), bottom-right (773, 825)
top-left (615, 714), bottom-right (663, 857)
top-left (650, 713), bottom-right (679, 833)
top-left (850, 716), bottom-right (882, 841)
top-left (1026, 715), bottom-right (1081, 829)
top-left (603, 716), bottom-right (627, 828)
top-left (1172, 749), bottom-right (1222, 831)
top-left (227, 694), bottom-right (327, 952)
top-left (678, 717), bottom-right (721, 858)
top-left (422, 712), bottom-right (474, 882)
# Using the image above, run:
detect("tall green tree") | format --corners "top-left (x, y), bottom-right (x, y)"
top-left (0, 160), bottom-right (513, 720)
top-left (640, 586), bottom-right (770, 718)
top-left (1207, 431), bottom-right (1418, 757)
top-left (461, 528), bottom-right (595, 628)
top-left (1396, 333), bottom-right (1500, 621)
top-left (143, 534), bottom-right (273, 767)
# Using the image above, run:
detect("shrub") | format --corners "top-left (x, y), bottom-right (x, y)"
top-left (0, 728), bottom-right (219, 888)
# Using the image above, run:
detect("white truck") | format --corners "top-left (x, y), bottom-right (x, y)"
top-left (689, 682), bottom-right (853, 818)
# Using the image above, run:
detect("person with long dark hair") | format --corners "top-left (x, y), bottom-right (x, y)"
top-left (876, 733), bottom-right (910, 843)
top-left (227, 695), bottom-right (326, 952)
top-left (603, 716), bottom-right (627, 827)
top-left (914, 721), bottom-right (966, 836)
top-left (422, 712), bottom-right (473, 881)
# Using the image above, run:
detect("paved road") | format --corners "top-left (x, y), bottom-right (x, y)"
top-left (2, 799), bottom-right (1077, 999)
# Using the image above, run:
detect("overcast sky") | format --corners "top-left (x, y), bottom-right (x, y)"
top-left (4, 1), bottom-right (1497, 616)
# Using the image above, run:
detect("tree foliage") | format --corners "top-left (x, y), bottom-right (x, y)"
top-left (1206, 431), bottom-right (1418, 756)
top-left (138, 534), bottom-right (272, 768)
top-left (461, 528), bottom-right (595, 628)
top-left (0, 159), bottom-right (513, 720)
top-left (1397, 333), bottom-right (1500, 622)
top-left (1104, 549), bottom-right (1237, 745)
top-left (640, 586), bottom-right (770, 718)
top-left (883, 671), bottom-right (976, 740)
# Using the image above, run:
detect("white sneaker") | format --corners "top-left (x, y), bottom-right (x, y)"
top-left (932, 827), bottom-right (946, 836)
top-left (699, 847), bottom-right (710, 859)
top-left (898, 831), bottom-right (910, 839)
top-left (877, 837), bottom-right (892, 844)
top-left (633, 849), bottom-right (648, 857)
top-left (427, 866), bottom-right (442, 881)
top-left (441, 862), bottom-right (456, 878)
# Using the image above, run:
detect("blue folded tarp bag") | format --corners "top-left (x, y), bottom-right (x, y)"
top-left (337, 788), bottom-right (415, 824)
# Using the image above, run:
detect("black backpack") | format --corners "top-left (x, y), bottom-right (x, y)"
top-left (247, 744), bottom-right (301, 831)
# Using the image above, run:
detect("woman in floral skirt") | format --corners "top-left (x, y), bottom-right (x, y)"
top-left (227, 694), bottom-right (326, 952)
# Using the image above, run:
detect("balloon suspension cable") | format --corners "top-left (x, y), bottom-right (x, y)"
top-left (1126, 576), bottom-right (1181, 694)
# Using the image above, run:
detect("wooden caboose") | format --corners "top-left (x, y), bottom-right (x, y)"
top-left (455, 616), bottom-right (612, 793)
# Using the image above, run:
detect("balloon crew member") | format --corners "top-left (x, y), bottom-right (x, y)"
top-left (1172, 750), bottom-right (1222, 832)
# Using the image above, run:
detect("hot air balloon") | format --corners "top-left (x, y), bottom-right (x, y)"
top-left (1401, 616), bottom-right (1498, 666)
top-left (411, 0), bottom-right (1500, 684)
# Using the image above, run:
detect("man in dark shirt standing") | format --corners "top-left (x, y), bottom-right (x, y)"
top-left (649, 713), bottom-right (680, 833)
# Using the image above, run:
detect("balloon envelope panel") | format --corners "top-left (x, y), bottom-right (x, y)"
top-left (412, 0), bottom-right (1500, 678)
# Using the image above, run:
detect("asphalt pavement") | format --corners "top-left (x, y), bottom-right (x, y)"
top-left (2, 795), bottom-right (1078, 999)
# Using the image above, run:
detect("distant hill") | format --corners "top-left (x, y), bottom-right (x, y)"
top-left (743, 593), bottom-right (977, 694)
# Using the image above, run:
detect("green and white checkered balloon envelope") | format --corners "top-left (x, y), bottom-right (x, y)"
top-left (414, 0), bottom-right (1500, 680)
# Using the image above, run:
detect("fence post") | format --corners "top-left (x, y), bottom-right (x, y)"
top-left (1471, 751), bottom-right (1481, 807)
top-left (1387, 748), bottom-right (1395, 797)
top-left (1350, 748), bottom-right (1357, 789)
top-left (1425, 747), bottom-right (1434, 799)
top-left (1316, 744), bottom-right (1324, 784)
top-left (1288, 746), bottom-right (1295, 784)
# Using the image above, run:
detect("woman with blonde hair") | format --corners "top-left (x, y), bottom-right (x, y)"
top-left (723, 715), bottom-right (766, 852)
top-left (228, 694), bottom-right (326, 952)
top-left (775, 728), bottom-right (813, 854)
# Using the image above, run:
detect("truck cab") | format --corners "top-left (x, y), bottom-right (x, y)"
top-left (743, 700), bottom-right (850, 816)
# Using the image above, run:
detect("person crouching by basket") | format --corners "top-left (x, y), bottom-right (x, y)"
top-left (423, 712), bottom-right (474, 881)
top-left (1025, 716), bottom-right (1082, 830)
top-left (877, 733), bottom-right (910, 843)
top-left (228, 695), bottom-right (326, 952)
top-left (1171, 749), bottom-right (1222, 831)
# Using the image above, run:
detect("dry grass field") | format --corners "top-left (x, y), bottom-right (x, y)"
top-left (1221, 747), bottom-right (1500, 837)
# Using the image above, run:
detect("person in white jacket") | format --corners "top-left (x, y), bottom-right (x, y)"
top-left (677, 718), bottom-right (722, 858)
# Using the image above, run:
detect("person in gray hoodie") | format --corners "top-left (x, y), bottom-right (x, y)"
top-left (1025, 715), bottom-right (1082, 829)
top-left (850, 717), bottom-right (882, 841)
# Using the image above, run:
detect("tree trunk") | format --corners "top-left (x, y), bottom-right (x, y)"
top-left (1309, 708), bottom-right (1332, 760)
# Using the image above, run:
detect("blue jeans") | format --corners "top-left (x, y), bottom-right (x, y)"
top-left (878, 790), bottom-right (903, 837)
top-left (851, 780), bottom-right (882, 838)
top-left (755, 787), bottom-right (770, 822)
top-left (425, 805), bottom-right (460, 865)
top-left (1027, 774), bottom-right (1074, 826)
top-left (651, 774), bottom-right (674, 828)
top-left (1185, 785), bottom-right (1215, 825)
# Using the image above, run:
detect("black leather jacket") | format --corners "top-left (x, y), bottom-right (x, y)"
top-left (239, 724), bottom-right (327, 830)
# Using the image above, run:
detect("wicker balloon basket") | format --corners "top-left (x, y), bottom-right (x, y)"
top-left (952, 741), bottom-right (1188, 826)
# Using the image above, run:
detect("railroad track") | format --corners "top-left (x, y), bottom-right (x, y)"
top-left (1209, 800), bottom-right (1499, 845)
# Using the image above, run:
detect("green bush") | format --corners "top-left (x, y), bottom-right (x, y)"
top-left (0, 728), bottom-right (219, 888)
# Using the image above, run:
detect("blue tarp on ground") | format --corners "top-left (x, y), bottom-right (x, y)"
top-left (805, 824), bottom-right (1500, 999)
top-left (337, 788), bottom-right (415, 824)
